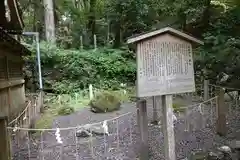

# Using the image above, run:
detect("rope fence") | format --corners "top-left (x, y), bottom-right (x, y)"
top-left (8, 111), bottom-right (136, 160)
top-left (6, 82), bottom-right (240, 159)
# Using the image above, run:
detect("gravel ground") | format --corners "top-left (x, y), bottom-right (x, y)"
top-left (11, 96), bottom-right (240, 160)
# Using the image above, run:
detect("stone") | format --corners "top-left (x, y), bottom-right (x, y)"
top-left (84, 122), bottom-right (109, 136)
top-left (76, 129), bottom-right (92, 137)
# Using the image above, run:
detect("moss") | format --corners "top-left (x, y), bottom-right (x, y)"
top-left (57, 105), bottom-right (75, 115)
top-left (89, 91), bottom-right (121, 113)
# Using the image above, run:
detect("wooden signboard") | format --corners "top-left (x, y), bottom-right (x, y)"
top-left (128, 27), bottom-right (203, 98)
top-left (127, 27), bottom-right (203, 160)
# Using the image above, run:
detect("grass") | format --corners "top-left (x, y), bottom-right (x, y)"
top-left (34, 93), bottom-right (90, 135)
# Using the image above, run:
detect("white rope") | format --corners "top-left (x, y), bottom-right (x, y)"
top-left (177, 96), bottom-right (218, 110)
top-left (183, 96), bottom-right (218, 132)
top-left (209, 84), bottom-right (240, 91)
top-left (8, 95), bottom-right (215, 132)
top-left (7, 112), bottom-right (132, 131)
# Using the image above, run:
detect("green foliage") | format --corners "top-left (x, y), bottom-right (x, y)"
top-left (26, 43), bottom-right (136, 93)
top-left (89, 91), bottom-right (121, 113)
top-left (57, 105), bottom-right (75, 115)
top-left (21, 0), bottom-right (240, 89)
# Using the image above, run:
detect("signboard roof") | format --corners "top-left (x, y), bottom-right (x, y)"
top-left (127, 27), bottom-right (204, 45)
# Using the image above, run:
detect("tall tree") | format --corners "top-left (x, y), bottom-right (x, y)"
top-left (43, 0), bottom-right (56, 43)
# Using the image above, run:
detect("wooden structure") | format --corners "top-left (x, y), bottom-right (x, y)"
top-left (0, 29), bottom-right (31, 120)
top-left (0, 0), bottom-right (24, 33)
top-left (0, 0), bottom-right (31, 121)
top-left (127, 27), bottom-right (203, 160)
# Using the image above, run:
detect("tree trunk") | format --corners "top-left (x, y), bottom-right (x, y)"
top-left (113, 20), bottom-right (121, 48)
top-left (201, 0), bottom-right (211, 33)
top-left (43, 0), bottom-right (56, 43)
top-left (87, 0), bottom-right (97, 45)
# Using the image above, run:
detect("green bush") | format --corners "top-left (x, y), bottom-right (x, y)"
top-left (25, 43), bottom-right (136, 94)
top-left (57, 105), bottom-right (75, 115)
top-left (89, 91), bottom-right (121, 113)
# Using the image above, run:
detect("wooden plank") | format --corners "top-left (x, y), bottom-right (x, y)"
top-left (137, 99), bottom-right (149, 160)
top-left (0, 79), bottom-right (25, 89)
top-left (0, 115), bottom-right (11, 160)
top-left (162, 95), bottom-right (176, 160)
top-left (216, 87), bottom-right (227, 136)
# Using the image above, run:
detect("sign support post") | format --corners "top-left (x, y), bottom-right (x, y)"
top-left (162, 95), bottom-right (176, 160)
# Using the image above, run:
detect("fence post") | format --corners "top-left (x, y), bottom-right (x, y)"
top-left (89, 84), bottom-right (93, 100)
top-left (0, 115), bottom-right (11, 160)
top-left (40, 91), bottom-right (44, 113)
top-left (216, 87), bottom-right (227, 136)
top-left (137, 99), bottom-right (149, 160)
top-left (94, 34), bottom-right (97, 50)
top-left (80, 35), bottom-right (83, 50)
top-left (204, 80), bottom-right (209, 100)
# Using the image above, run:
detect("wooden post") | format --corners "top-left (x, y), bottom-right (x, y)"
top-left (216, 87), bottom-right (227, 136)
top-left (80, 35), bottom-right (83, 50)
top-left (137, 99), bottom-right (149, 160)
top-left (162, 95), bottom-right (176, 160)
top-left (94, 34), bottom-right (97, 50)
top-left (0, 115), bottom-right (11, 160)
top-left (204, 80), bottom-right (209, 100)
top-left (39, 90), bottom-right (44, 113)
top-left (6, 56), bottom-right (11, 119)
top-left (89, 84), bottom-right (93, 100)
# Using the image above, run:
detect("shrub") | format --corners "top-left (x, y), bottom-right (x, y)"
top-left (57, 105), bottom-right (75, 115)
top-left (89, 91), bottom-right (121, 113)
top-left (25, 44), bottom-right (136, 94)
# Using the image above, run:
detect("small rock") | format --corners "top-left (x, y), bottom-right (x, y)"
top-left (76, 129), bottom-right (92, 137)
